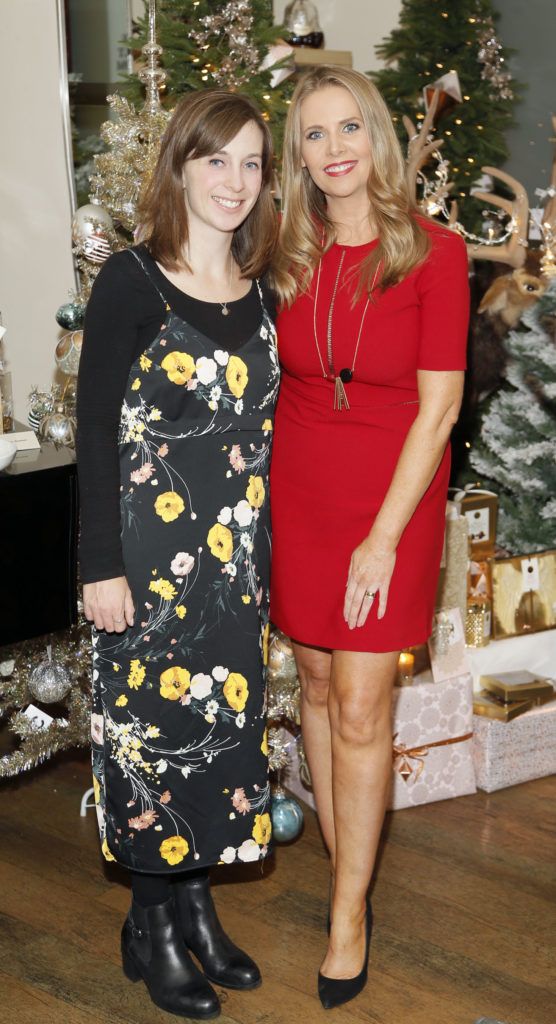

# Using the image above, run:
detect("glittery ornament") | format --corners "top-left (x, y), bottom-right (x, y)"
top-left (38, 403), bottom-right (76, 448)
top-left (271, 786), bottom-right (304, 842)
top-left (72, 202), bottom-right (114, 246)
top-left (28, 658), bottom-right (72, 703)
top-left (55, 301), bottom-right (86, 331)
top-left (267, 629), bottom-right (300, 724)
top-left (190, 1), bottom-right (261, 88)
top-left (28, 387), bottom-right (57, 431)
top-left (55, 331), bottom-right (83, 377)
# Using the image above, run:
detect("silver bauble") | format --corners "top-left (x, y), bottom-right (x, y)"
top-left (71, 202), bottom-right (114, 245)
top-left (271, 787), bottom-right (304, 842)
top-left (39, 403), bottom-right (77, 448)
top-left (28, 658), bottom-right (71, 703)
top-left (55, 330), bottom-right (83, 376)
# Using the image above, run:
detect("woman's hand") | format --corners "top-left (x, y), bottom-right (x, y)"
top-left (83, 577), bottom-right (135, 633)
top-left (343, 537), bottom-right (397, 629)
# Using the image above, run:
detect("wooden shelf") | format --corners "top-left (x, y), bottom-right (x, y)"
top-left (292, 47), bottom-right (353, 69)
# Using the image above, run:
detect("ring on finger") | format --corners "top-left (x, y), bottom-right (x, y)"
top-left (365, 589), bottom-right (377, 600)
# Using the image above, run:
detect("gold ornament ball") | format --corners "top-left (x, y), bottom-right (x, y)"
top-left (55, 331), bottom-right (83, 376)
top-left (71, 202), bottom-right (114, 245)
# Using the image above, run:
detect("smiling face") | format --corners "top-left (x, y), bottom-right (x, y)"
top-left (182, 119), bottom-right (264, 238)
top-left (299, 85), bottom-right (372, 204)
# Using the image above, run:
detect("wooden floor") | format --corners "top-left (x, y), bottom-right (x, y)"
top-left (0, 753), bottom-right (554, 1024)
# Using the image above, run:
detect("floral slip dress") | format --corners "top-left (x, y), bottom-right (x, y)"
top-left (91, 250), bottom-right (280, 874)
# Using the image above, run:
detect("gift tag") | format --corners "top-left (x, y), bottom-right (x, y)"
top-left (521, 556), bottom-right (540, 592)
top-left (465, 506), bottom-right (490, 543)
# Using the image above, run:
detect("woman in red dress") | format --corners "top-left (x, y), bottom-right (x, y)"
top-left (270, 66), bottom-right (469, 1009)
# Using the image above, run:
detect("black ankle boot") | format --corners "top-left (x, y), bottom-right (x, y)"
top-left (121, 896), bottom-right (220, 1019)
top-left (174, 875), bottom-right (261, 990)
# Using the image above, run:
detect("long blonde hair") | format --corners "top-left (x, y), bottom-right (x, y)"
top-left (272, 66), bottom-right (430, 305)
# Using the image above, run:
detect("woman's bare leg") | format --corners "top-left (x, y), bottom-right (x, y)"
top-left (321, 649), bottom-right (399, 980)
top-left (292, 641), bottom-right (335, 862)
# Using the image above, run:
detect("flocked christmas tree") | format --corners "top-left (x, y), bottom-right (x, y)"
top-left (126, 0), bottom-right (293, 157)
top-left (470, 279), bottom-right (556, 553)
top-left (370, 0), bottom-right (520, 231)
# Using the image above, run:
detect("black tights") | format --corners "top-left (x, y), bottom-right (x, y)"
top-left (131, 866), bottom-right (209, 907)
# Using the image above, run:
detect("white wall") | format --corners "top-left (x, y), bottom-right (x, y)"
top-left (273, 0), bottom-right (402, 73)
top-left (0, 1), bottom-right (76, 422)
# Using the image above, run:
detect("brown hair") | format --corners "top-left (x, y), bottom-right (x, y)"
top-left (271, 66), bottom-right (430, 305)
top-left (138, 90), bottom-right (277, 278)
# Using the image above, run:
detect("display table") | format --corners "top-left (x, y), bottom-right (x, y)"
top-left (0, 440), bottom-right (78, 646)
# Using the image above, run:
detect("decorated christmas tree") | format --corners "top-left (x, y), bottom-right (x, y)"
top-left (126, 0), bottom-right (293, 157)
top-left (470, 279), bottom-right (556, 553)
top-left (371, 0), bottom-right (520, 230)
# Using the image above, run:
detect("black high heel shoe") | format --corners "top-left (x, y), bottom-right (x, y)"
top-left (318, 897), bottom-right (373, 1010)
top-left (174, 874), bottom-right (261, 990)
top-left (121, 896), bottom-right (220, 1019)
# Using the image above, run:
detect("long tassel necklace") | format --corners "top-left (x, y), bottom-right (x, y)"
top-left (313, 248), bottom-right (380, 411)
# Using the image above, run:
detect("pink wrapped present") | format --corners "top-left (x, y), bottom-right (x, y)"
top-left (389, 674), bottom-right (476, 810)
top-left (473, 700), bottom-right (556, 792)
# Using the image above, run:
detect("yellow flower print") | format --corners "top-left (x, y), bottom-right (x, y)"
top-left (262, 623), bottom-right (270, 666)
top-left (161, 351), bottom-right (195, 385)
top-left (102, 837), bottom-right (116, 862)
top-left (112, 664), bottom-right (120, 672)
top-left (140, 354), bottom-right (152, 371)
top-left (93, 775), bottom-right (100, 804)
top-left (115, 694), bottom-right (128, 707)
top-left (160, 835), bottom-right (189, 865)
top-left (160, 666), bottom-right (191, 701)
top-left (131, 378), bottom-right (141, 391)
top-left (262, 419), bottom-right (273, 432)
top-left (226, 355), bottom-right (249, 398)
top-left (246, 475), bottom-right (265, 508)
top-left (223, 672), bottom-right (249, 712)
top-left (261, 728), bottom-right (268, 756)
top-left (175, 605), bottom-right (187, 619)
top-left (252, 813), bottom-right (272, 846)
top-left (148, 408), bottom-right (162, 421)
top-left (127, 659), bottom-right (146, 690)
top-left (155, 491), bottom-right (185, 523)
top-left (207, 523), bottom-right (233, 562)
top-left (145, 725), bottom-right (160, 738)
top-left (149, 578), bottom-right (177, 601)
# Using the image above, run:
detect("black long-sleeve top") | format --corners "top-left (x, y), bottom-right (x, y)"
top-left (76, 244), bottom-right (276, 584)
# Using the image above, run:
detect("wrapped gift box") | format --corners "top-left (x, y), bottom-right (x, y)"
top-left (492, 550), bottom-right (556, 639)
top-left (435, 501), bottom-right (469, 625)
top-left (389, 674), bottom-right (476, 810)
top-left (451, 486), bottom-right (497, 557)
top-left (472, 701), bottom-right (556, 792)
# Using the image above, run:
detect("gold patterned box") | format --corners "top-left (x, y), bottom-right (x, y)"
top-left (451, 487), bottom-right (497, 557)
top-left (473, 701), bottom-right (556, 792)
top-left (481, 670), bottom-right (554, 704)
top-left (491, 549), bottom-right (556, 639)
top-left (389, 674), bottom-right (476, 810)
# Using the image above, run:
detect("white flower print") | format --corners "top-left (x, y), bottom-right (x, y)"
top-left (236, 713), bottom-right (245, 729)
top-left (157, 759), bottom-right (168, 774)
top-left (240, 532), bottom-right (250, 548)
top-left (212, 666), bottom-right (229, 682)
top-left (214, 349), bottom-right (229, 366)
top-left (91, 713), bottom-right (104, 744)
top-left (217, 506), bottom-right (233, 525)
top-left (234, 399), bottom-right (243, 415)
top-left (196, 357), bottom-right (218, 385)
top-left (220, 846), bottom-right (236, 864)
top-left (233, 500), bottom-right (253, 527)
top-left (205, 699), bottom-right (219, 715)
top-left (238, 838), bottom-right (261, 862)
top-left (190, 673), bottom-right (213, 700)
top-left (224, 563), bottom-right (237, 577)
top-left (170, 552), bottom-right (194, 576)
top-left (210, 385), bottom-right (222, 402)
top-left (260, 324), bottom-right (268, 340)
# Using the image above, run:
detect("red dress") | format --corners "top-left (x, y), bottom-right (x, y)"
top-left (269, 220), bottom-right (470, 652)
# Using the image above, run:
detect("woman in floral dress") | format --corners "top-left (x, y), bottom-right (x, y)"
top-left (76, 91), bottom-right (279, 1020)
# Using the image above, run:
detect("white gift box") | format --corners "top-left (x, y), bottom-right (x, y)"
top-left (472, 701), bottom-right (556, 792)
top-left (389, 674), bottom-right (476, 810)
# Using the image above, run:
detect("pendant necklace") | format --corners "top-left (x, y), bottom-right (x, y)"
top-left (313, 247), bottom-right (380, 411)
top-left (220, 253), bottom-right (234, 317)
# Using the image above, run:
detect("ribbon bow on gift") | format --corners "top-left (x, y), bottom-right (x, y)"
top-left (392, 732), bottom-right (473, 784)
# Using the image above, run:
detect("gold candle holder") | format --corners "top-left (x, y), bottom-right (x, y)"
top-left (397, 649), bottom-right (415, 686)
top-left (465, 601), bottom-right (491, 647)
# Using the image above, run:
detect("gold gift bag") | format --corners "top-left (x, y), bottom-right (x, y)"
top-left (492, 550), bottom-right (556, 639)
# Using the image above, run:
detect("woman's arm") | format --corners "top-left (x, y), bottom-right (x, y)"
top-left (344, 369), bottom-right (463, 628)
top-left (76, 252), bottom-right (148, 632)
